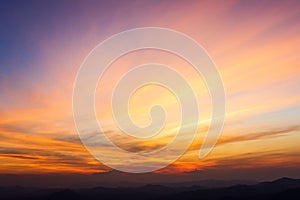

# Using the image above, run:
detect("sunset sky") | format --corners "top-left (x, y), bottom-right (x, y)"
top-left (0, 0), bottom-right (300, 181)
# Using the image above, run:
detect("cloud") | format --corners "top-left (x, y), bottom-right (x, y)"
top-left (206, 151), bottom-right (300, 170)
top-left (122, 143), bottom-right (166, 153)
top-left (218, 126), bottom-right (300, 145)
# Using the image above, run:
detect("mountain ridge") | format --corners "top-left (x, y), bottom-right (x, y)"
top-left (1, 177), bottom-right (299, 200)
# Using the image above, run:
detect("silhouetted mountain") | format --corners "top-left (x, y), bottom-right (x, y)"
top-left (1, 177), bottom-right (300, 200)
top-left (170, 177), bottom-right (300, 200)
top-left (161, 179), bottom-right (257, 188)
top-left (255, 177), bottom-right (300, 192)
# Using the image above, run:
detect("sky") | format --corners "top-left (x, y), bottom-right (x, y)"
top-left (0, 0), bottom-right (300, 181)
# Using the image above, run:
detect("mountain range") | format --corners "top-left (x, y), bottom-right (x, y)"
top-left (1, 177), bottom-right (299, 200)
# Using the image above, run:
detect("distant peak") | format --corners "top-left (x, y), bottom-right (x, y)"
top-left (275, 177), bottom-right (294, 182)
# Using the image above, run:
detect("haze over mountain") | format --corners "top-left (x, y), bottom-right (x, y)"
top-left (2, 168), bottom-right (300, 188)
